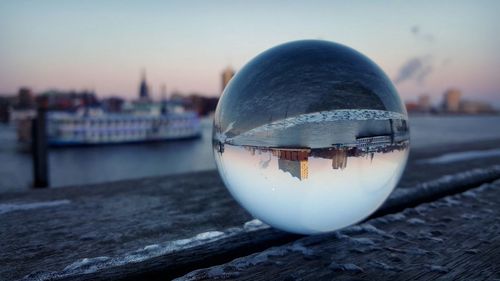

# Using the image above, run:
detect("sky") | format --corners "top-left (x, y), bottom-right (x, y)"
top-left (1, 0), bottom-right (499, 106)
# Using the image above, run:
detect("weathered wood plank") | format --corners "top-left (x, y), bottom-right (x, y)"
top-left (0, 171), bottom-right (253, 281)
top-left (178, 179), bottom-right (500, 281)
top-left (20, 166), bottom-right (500, 281)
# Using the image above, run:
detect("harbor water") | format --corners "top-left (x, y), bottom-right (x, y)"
top-left (1, 116), bottom-right (500, 192)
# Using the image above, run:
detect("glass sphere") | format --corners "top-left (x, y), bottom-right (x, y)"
top-left (213, 40), bottom-right (409, 234)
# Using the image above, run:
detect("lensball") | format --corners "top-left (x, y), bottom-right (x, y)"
top-left (213, 40), bottom-right (409, 234)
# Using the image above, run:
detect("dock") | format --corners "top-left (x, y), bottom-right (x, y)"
top-left (1, 138), bottom-right (499, 280)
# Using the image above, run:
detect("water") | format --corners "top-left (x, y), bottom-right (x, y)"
top-left (410, 115), bottom-right (500, 149)
top-left (0, 116), bottom-right (499, 192)
top-left (0, 119), bottom-right (214, 192)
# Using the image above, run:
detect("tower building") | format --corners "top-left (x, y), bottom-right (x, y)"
top-left (139, 70), bottom-right (150, 101)
top-left (221, 66), bottom-right (235, 93)
top-left (443, 89), bottom-right (461, 112)
top-left (274, 148), bottom-right (310, 180)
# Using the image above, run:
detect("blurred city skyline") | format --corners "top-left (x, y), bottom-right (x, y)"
top-left (1, 0), bottom-right (499, 106)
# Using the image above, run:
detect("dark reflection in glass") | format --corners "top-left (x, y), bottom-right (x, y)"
top-left (214, 40), bottom-right (406, 142)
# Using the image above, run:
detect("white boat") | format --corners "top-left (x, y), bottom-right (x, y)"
top-left (44, 111), bottom-right (201, 146)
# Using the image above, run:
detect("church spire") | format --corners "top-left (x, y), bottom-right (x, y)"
top-left (139, 69), bottom-right (150, 100)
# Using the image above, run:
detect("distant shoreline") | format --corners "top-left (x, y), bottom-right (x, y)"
top-left (408, 112), bottom-right (500, 117)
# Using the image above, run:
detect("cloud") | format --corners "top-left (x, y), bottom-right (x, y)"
top-left (411, 25), bottom-right (420, 35)
top-left (411, 25), bottom-right (434, 43)
top-left (394, 55), bottom-right (433, 85)
top-left (395, 25), bottom-right (446, 85)
top-left (416, 64), bottom-right (433, 83)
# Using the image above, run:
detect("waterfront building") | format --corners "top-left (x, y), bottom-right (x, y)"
top-left (36, 90), bottom-right (98, 111)
top-left (160, 84), bottom-right (168, 114)
top-left (460, 100), bottom-right (495, 114)
top-left (278, 158), bottom-right (308, 180)
top-left (355, 135), bottom-right (393, 151)
top-left (331, 148), bottom-right (348, 170)
top-left (272, 148), bottom-right (310, 180)
top-left (9, 87), bottom-right (36, 124)
top-left (160, 84), bottom-right (167, 102)
top-left (221, 66), bottom-right (235, 92)
top-left (0, 96), bottom-right (12, 122)
top-left (443, 89), bottom-right (461, 112)
top-left (101, 97), bottom-right (125, 113)
top-left (417, 94), bottom-right (431, 112)
top-left (17, 87), bottom-right (35, 109)
top-left (139, 70), bottom-right (151, 101)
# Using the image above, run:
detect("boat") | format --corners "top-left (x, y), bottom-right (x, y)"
top-left (44, 111), bottom-right (201, 146)
top-left (15, 108), bottom-right (202, 147)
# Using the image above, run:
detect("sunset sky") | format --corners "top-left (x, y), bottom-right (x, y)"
top-left (1, 0), bottom-right (499, 106)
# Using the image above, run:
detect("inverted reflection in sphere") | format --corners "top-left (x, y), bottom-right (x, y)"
top-left (213, 40), bottom-right (409, 234)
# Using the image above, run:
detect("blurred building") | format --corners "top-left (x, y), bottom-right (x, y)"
top-left (405, 102), bottom-right (419, 113)
top-left (0, 95), bottom-right (16, 123)
top-left (160, 84), bottom-right (167, 101)
top-left (331, 148), bottom-right (348, 170)
top-left (8, 87), bottom-right (37, 123)
top-left (16, 87), bottom-right (35, 109)
top-left (139, 70), bottom-right (151, 101)
top-left (417, 94), bottom-right (431, 112)
top-left (443, 89), bottom-right (461, 112)
top-left (272, 148), bottom-right (310, 180)
top-left (406, 94), bottom-right (432, 114)
top-left (221, 66), bottom-right (235, 92)
top-left (36, 90), bottom-right (99, 111)
top-left (101, 97), bottom-right (125, 113)
top-left (460, 100), bottom-right (496, 114)
top-left (186, 94), bottom-right (219, 116)
top-left (160, 84), bottom-right (168, 114)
